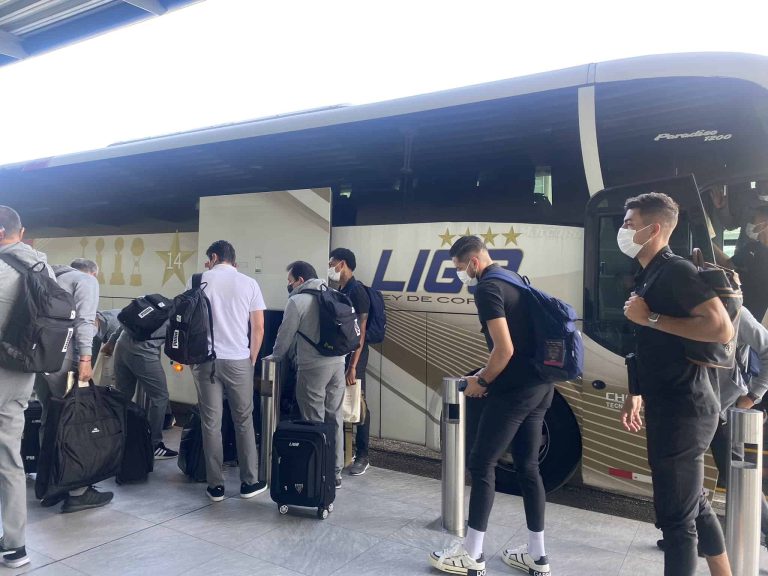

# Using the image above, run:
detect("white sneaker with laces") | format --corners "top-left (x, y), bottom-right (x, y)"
top-left (429, 542), bottom-right (486, 575)
top-left (502, 544), bottom-right (550, 576)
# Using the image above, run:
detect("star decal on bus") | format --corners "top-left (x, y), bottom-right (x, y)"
top-left (461, 227), bottom-right (473, 237)
top-left (502, 226), bottom-right (522, 246)
top-left (156, 231), bottom-right (195, 286)
top-left (481, 227), bottom-right (498, 246)
top-left (438, 227), bottom-right (455, 246)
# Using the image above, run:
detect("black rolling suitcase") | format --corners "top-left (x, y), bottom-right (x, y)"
top-left (21, 400), bottom-right (42, 474)
top-left (116, 402), bottom-right (154, 484)
top-left (271, 420), bottom-right (336, 519)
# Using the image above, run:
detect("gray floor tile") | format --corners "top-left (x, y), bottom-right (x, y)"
top-left (545, 503), bottom-right (640, 555)
top-left (240, 516), bottom-right (379, 576)
top-left (330, 539), bottom-right (434, 575)
top-left (26, 507), bottom-right (153, 560)
top-left (161, 496), bottom-right (279, 549)
top-left (183, 550), bottom-right (303, 576)
top-left (60, 525), bottom-right (229, 576)
top-left (18, 563), bottom-right (87, 575)
top-left (325, 490), bottom-right (430, 538)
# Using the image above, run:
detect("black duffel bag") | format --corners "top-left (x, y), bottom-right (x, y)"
top-left (178, 407), bottom-right (207, 482)
top-left (36, 382), bottom-right (127, 500)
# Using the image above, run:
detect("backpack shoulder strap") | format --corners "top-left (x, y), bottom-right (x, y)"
top-left (481, 267), bottom-right (529, 291)
top-left (636, 253), bottom-right (683, 298)
top-left (192, 273), bottom-right (203, 290)
top-left (0, 253), bottom-right (27, 275)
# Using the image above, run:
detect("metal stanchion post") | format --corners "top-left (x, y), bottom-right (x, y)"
top-left (441, 376), bottom-right (466, 537)
top-left (726, 408), bottom-right (763, 576)
top-left (259, 356), bottom-right (282, 487)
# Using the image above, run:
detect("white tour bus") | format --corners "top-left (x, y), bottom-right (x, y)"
top-left (3, 52), bottom-right (768, 498)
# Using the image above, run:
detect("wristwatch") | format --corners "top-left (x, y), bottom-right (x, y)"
top-left (747, 391), bottom-right (762, 403)
top-left (647, 312), bottom-right (661, 325)
top-left (477, 376), bottom-right (490, 388)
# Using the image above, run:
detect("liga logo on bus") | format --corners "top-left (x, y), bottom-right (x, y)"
top-left (654, 129), bottom-right (732, 142)
top-left (370, 226), bottom-right (524, 304)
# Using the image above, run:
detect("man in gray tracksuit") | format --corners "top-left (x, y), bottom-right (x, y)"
top-left (35, 258), bottom-right (113, 513)
top-left (271, 261), bottom-right (346, 486)
top-left (112, 321), bottom-right (177, 459)
top-left (0, 206), bottom-right (49, 569)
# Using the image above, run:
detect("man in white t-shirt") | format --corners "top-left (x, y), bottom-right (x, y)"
top-left (190, 240), bottom-right (266, 502)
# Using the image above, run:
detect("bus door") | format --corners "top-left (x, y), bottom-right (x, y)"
top-left (579, 174), bottom-right (714, 494)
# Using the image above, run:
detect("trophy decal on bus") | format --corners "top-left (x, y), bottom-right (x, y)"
top-left (130, 237), bottom-right (145, 287)
top-left (110, 237), bottom-right (125, 285)
top-left (95, 237), bottom-right (105, 284)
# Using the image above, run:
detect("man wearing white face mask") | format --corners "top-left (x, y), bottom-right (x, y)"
top-left (430, 235), bottom-right (552, 576)
top-left (618, 192), bottom-right (734, 576)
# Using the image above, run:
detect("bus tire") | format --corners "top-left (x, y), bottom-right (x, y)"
top-left (493, 389), bottom-right (582, 495)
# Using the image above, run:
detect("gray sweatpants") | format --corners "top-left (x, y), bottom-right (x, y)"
top-left (0, 367), bottom-right (34, 548)
top-left (113, 345), bottom-right (169, 446)
top-left (295, 363), bottom-right (345, 476)
top-left (192, 359), bottom-right (258, 488)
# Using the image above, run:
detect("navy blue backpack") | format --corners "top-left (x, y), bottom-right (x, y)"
top-left (361, 284), bottom-right (387, 344)
top-left (482, 267), bottom-right (583, 383)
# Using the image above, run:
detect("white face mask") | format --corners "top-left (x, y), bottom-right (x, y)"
top-left (746, 222), bottom-right (767, 242)
top-left (617, 225), bottom-right (653, 259)
top-left (456, 260), bottom-right (478, 286)
top-left (327, 266), bottom-right (341, 282)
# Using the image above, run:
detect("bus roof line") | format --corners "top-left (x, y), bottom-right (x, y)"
top-left (3, 51), bottom-right (767, 172)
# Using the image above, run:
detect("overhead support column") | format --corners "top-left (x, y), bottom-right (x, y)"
top-left (122, 0), bottom-right (167, 15)
top-left (0, 29), bottom-right (27, 59)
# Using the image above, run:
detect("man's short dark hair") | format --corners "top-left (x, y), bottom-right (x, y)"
top-left (329, 247), bottom-right (356, 271)
top-left (206, 240), bottom-right (236, 263)
top-left (287, 261), bottom-right (318, 281)
top-left (0, 205), bottom-right (22, 235)
top-left (624, 192), bottom-right (679, 229)
top-left (71, 258), bottom-right (98, 274)
top-left (449, 235), bottom-right (487, 261)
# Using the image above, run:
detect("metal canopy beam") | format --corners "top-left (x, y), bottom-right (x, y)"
top-left (122, 0), bottom-right (167, 16)
top-left (0, 29), bottom-right (26, 59)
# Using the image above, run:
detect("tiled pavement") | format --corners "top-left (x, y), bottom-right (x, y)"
top-left (7, 428), bottom-right (768, 575)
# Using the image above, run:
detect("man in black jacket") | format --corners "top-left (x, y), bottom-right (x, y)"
top-left (619, 192), bottom-right (733, 576)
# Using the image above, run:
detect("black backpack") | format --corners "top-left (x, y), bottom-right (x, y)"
top-left (0, 254), bottom-right (76, 373)
top-left (118, 294), bottom-right (172, 341)
top-left (299, 285), bottom-right (361, 357)
top-left (165, 274), bottom-right (216, 365)
top-left (354, 281), bottom-right (387, 345)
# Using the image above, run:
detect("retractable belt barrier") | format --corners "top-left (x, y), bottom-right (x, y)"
top-left (259, 356), bottom-right (282, 487)
top-left (441, 376), bottom-right (466, 537)
top-left (725, 408), bottom-right (763, 576)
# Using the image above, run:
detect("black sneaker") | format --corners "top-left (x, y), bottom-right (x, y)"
top-left (206, 485), bottom-right (225, 502)
top-left (154, 442), bottom-right (178, 460)
top-left (335, 476), bottom-right (342, 489)
top-left (349, 457), bottom-right (370, 476)
top-left (163, 413), bottom-right (176, 430)
top-left (240, 481), bottom-right (268, 499)
top-left (0, 543), bottom-right (30, 569)
top-left (40, 492), bottom-right (67, 508)
top-left (61, 487), bottom-right (113, 513)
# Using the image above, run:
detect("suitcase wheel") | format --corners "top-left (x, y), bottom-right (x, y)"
top-left (278, 504), bottom-right (289, 515)
top-left (328, 503), bottom-right (334, 513)
top-left (317, 507), bottom-right (329, 520)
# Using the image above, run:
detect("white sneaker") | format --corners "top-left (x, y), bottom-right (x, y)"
top-left (429, 542), bottom-right (486, 575)
top-left (502, 544), bottom-right (550, 576)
